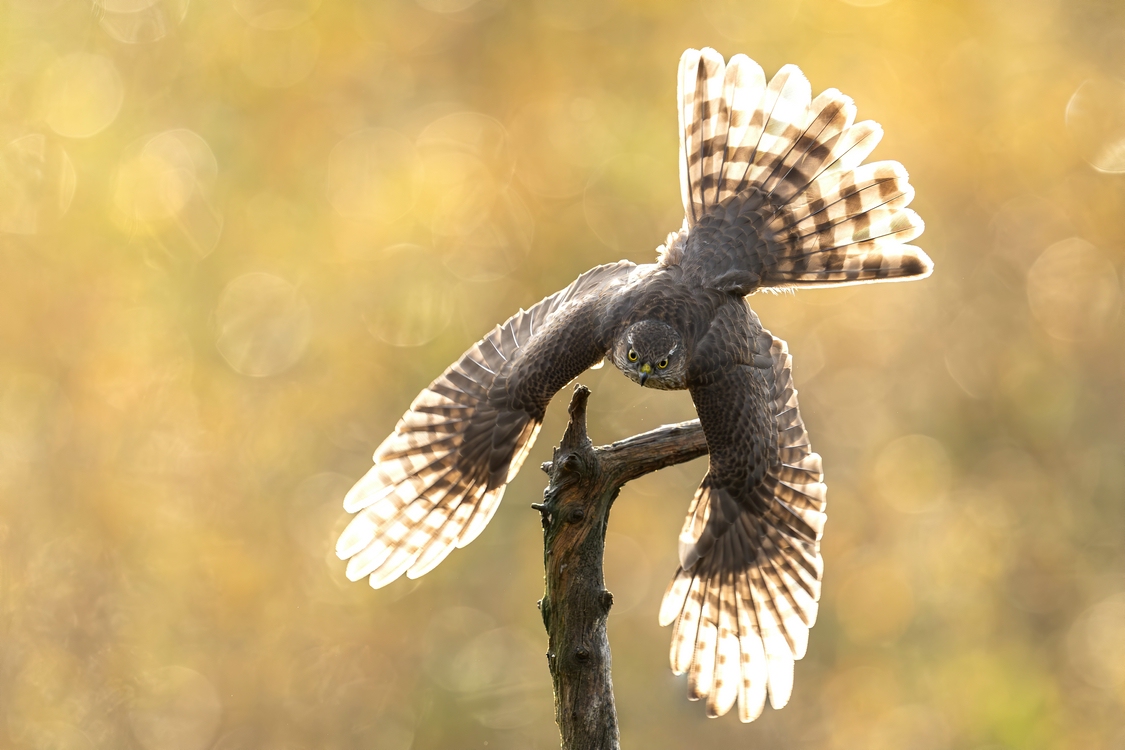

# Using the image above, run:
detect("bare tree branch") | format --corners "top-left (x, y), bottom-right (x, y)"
top-left (535, 384), bottom-right (708, 750)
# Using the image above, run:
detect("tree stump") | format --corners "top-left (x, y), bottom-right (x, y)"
top-left (534, 384), bottom-right (709, 750)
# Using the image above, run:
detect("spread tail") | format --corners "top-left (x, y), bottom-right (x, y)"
top-left (671, 48), bottom-right (932, 288)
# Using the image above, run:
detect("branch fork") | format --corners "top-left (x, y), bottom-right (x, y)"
top-left (534, 384), bottom-right (708, 750)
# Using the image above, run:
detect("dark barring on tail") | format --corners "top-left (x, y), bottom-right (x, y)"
top-left (336, 47), bottom-right (932, 722)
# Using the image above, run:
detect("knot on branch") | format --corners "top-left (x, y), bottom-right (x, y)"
top-left (543, 450), bottom-right (586, 476)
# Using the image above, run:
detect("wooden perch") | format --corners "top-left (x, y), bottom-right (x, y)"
top-left (534, 384), bottom-right (709, 750)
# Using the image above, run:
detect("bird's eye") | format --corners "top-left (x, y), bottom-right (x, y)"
top-left (658, 359), bottom-right (668, 369)
top-left (628, 349), bottom-right (637, 362)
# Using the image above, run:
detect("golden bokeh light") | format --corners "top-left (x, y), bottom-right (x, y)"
top-left (232, 0), bottom-right (322, 30)
top-left (98, 0), bottom-right (190, 44)
top-left (128, 666), bottom-right (222, 750)
top-left (873, 434), bottom-right (952, 514)
top-left (114, 130), bottom-right (218, 223)
top-left (326, 128), bottom-right (421, 222)
top-left (240, 24), bottom-right (321, 89)
top-left (4, 0), bottom-right (1125, 747)
top-left (1066, 77), bottom-right (1125, 174)
top-left (40, 53), bottom-right (124, 139)
top-left (1026, 237), bottom-right (1121, 341)
top-left (1067, 593), bottom-right (1125, 691)
top-left (0, 134), bottom-right (76, 235)
top-left (361, 244), bottom-right (455, 347)
top-left (215, 272), bottom-right (311, 377)
top-left (835, 560), bottom-right (916, 645)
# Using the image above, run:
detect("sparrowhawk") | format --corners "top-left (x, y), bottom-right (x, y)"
top-left (336, 47), bottom-right (933, 722)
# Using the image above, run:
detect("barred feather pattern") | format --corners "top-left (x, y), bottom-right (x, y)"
top-left (660, 335), bottom-right (826, 722)
top-left (335, 262), bottom-right (636, 588)
top-left (671, 47), bottom-right (932, 289)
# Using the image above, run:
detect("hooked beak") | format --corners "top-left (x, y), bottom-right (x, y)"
top-left (638, 362), bottom-right (652, 386)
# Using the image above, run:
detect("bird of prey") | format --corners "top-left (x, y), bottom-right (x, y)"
top-left (336, 47), bottom-right (932, 722)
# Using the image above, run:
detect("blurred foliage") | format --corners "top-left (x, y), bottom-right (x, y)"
top-left (1, 0), bottom-right (1125, 748)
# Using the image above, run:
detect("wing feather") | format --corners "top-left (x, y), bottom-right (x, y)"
top-left (336, 262), bottom-right (637, 588)
top-left (662, 324), bottom-right (826, 722)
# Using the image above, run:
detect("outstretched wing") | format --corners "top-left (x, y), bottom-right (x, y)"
top-left (667, 47), bottom-right (931, 291)
top-left (336, 261), bottom-right (638, 588)
top-left (661, 304), bottom-right (826, 722)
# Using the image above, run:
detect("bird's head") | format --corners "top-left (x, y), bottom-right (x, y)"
top-left (612, 320), bottom-right (687, 390)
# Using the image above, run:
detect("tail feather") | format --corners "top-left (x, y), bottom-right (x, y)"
top-left (786, 208), bottom-right (925, 261)
top-left (679, 48), bottom-right (729, 223)
top-left (669, 48), bottom-right (932, 290)
top-left (735, 64), bottom-right (812, 199)
top-left (760, 89), bottom-right (855, 205)
top-left (819, 120), bottom-right (883, 177)
top-left (718, 56), bottom-right (768, 205)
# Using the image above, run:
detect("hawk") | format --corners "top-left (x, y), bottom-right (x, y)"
top-left (336, 48), bottom-right (932, 722)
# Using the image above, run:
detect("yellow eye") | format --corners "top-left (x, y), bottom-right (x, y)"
top-left (628, 349), bottom-right (637, 362)
top-left (658, 359), bottom-right (668, 369)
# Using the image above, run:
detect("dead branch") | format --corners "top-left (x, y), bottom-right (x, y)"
top-left (534, 384), bottom-right (708, 750)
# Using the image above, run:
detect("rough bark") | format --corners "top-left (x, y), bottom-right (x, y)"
top-left (535, 384), bottom-right (709, 750)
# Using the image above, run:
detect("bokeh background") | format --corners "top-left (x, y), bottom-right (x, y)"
top-left (2, 0), bottom-right (1125, 748)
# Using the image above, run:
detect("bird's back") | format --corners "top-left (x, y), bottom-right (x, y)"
top-left (604, 264), bottom-right (732, 356)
